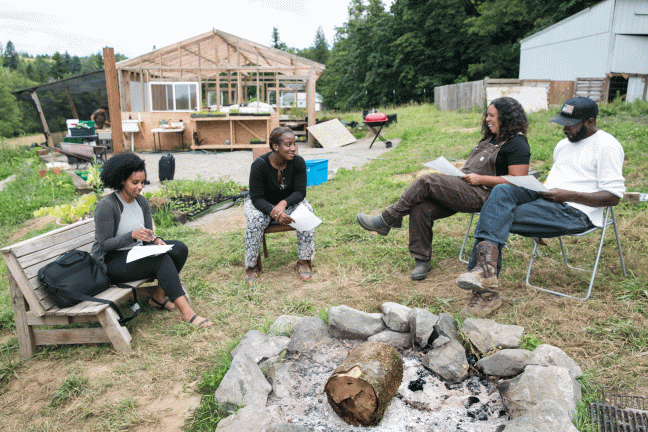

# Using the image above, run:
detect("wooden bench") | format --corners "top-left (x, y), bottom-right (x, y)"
top-left (1, 218), bottom-right (154, 358)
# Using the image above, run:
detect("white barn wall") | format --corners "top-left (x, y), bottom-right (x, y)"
top-left (519, 0), bottom-right (615, 81)
top-left (613, 0), bottom-right (648, 34)
top-left (611, 35), bottom-right (648, 72)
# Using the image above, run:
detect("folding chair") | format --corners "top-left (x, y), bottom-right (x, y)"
top-left (457, 206), bottom-right (626, 300)
top-left (525, 206), bottom-right (626, 301)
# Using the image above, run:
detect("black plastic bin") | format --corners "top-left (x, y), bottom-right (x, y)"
top-left (159, 153), bottom-right (175, 182)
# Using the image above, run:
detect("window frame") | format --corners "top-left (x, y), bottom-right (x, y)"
top-left (149, 81), bottom-right (199, 112)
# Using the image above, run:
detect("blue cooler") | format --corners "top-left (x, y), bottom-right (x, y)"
top-left (305, 159), bottom-right (328, 186)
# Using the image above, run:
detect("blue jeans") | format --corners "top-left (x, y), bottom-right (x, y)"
top-left (467, 184), bottom-right (594, 273)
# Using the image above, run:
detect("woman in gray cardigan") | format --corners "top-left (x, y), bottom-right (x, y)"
top-left (91, 152), bottom-right (212, 328)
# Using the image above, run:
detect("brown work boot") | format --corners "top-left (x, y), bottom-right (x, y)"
top-left (460, 290), bottom-right (502, 318)
top-left (456, 241), bottom-right (499, 291)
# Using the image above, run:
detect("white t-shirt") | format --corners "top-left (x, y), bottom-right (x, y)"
top-left (544, 130), bottom-right (625, 227)
top-left (115, 193), bottom-right (145, 250)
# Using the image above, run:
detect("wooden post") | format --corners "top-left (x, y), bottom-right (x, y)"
top-left (30, 90), bottom-right (53, 147)
top-left (307, 68), bottom-right (316, 147)
top-left (104, 47), bottom-right (125, 153)
top-left (64, 87), bottom-right (79, 119)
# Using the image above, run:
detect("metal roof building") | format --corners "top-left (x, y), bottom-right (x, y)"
top-left (519, 0), bottom-right (648, 102)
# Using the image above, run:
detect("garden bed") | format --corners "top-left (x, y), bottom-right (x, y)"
top-left (169, 193), bottom-right (244, 221)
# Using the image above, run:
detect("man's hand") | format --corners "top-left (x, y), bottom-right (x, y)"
top-left (462, 173), bottom-right (483, 185)
top-left (538, 188), bottom-right (574, 203)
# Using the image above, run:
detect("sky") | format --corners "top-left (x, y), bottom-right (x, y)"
top-left (1, 0), bottom-right (393, 59)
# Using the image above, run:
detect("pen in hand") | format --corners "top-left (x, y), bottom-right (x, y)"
top-left (139, 224), bottom-right (157, 242)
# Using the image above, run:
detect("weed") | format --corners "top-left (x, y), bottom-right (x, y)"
top-left (50, 372), bottom-right (88, 406)
top-left (519, 334), bottom-right (542, 351)
top-left (0, 355), bottom-right (22, 388)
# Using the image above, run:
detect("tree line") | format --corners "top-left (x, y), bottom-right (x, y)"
top-left (1, 0), bottom-right (597, 138)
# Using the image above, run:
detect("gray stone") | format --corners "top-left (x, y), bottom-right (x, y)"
top-left (266, 423), bottom-right (310, 432)
top-left (475, 349), bottom-right (532, 377)
top-left (368, 329), bottom-right (413, 349)
top-left (422, 338), bottom-right (469, 383)
top-left (214, 353), bottom-right (272, 414)
top-left (266, 361), bottom-right (297, 399)
top-left (435, 313), bottom-right (460, 343)
top-left (502, 400), bottom-right (578, 432)
top-left (286, 316), bottom-right (329, 354)
top-left (408, 308), bottom-right (439, 348)
top-left (498, 365), bottom-right (582, 419)
top-left (230, 330), bottom-right (290, 364)
top-left (528, 344), bottom-right (583, 380)
top-left (328, 305), bottom-right (386, 340)
top-left (462, 318), bottom-right (525, 354)
top-left (269, 315), bottom-right (303, 336)
top-left (381, 302), bottom-right (412, 332)
top-left (215, 405), bottom-right (271, 432)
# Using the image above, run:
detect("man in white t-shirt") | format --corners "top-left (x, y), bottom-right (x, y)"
top-left (455, 97), bottom-right (625, 317)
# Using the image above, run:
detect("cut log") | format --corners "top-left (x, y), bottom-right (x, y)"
top-left (324, 341), bottom-right (403, 426)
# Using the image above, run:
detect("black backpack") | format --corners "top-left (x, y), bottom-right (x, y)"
top-left (38, 250), bottom-right (139, 324)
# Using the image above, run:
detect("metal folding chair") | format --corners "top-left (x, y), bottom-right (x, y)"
top-left (525, 206), bottom-right (626, 301)
top-left (457, 206), bottom-right (626, 300)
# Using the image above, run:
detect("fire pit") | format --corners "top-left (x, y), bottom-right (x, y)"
top-left (213, 304), bottom-right (584, 432)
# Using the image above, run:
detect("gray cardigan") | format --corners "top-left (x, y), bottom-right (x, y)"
top-left (91, 192), bottom-right (153, 271)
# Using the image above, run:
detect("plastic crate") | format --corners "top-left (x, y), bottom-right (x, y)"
top-left (70, 127), bottom-right (95, 136)
top-left (305, 159), bottom-right (328, 186)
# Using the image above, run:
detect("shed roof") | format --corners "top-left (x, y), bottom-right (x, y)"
top-left (116, 29), bottom-right (325, 81)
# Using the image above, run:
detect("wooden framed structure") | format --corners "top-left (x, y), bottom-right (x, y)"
top-left (114, 29), bottom-right (325, 150)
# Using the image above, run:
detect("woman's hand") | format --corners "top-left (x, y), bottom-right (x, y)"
top-left (270, 201), bottom-right (295, 225)
top-left (462, 173), bottom-right (483, 185)
top-left (153, 237), bottom-right (166, 245)
top-left (132, 228), bottom-right (157, 242)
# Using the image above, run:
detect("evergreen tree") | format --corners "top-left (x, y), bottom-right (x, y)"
top-left (271, 27), bottom-right (289, 51)
top-left (50, 52), bottom-right (66, 80)
top-left (3, 41), bottom-right (20, 70)
top-left (311, 26), bottom-right (329, 65)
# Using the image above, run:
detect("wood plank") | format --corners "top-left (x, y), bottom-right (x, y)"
top-left (1, 251), bottom-right (47, 316)
top-left (19, 233), bottom-right (94, 270)
top-left (55, 287), bottom-right (133, 317)
top-left (307, 119), bottom-right (356, 148)
top-left (96, 308), bottom-right (132, 352)
top-left (6, 271), bottom-right (36, 358)
top-left (33, 328), bottom-right (111, 345)
top-left (2, 218), bottom-right (94, 257)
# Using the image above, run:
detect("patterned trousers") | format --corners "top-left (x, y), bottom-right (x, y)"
top-left (244, 198), bottom-right (315, 268)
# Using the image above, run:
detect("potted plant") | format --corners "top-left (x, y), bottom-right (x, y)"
top-left (191, 110), bottom-right (226, 118)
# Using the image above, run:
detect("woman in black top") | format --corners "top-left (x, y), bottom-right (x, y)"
top-left (244, 127), bottom-right (315, 283)
top-left (356, 97), bottom-right (531, 281)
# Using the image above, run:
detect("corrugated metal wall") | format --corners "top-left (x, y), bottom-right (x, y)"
top-left (613, 0), bottom-right (648, 34)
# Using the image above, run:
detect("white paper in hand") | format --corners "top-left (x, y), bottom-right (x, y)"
top-left (126, 245), bottom-right (174, 263)
top-left (424, 156), bottom-right (464, 176)
top-left (503, 175), bottom-right (549, 192)
top-left (288, 203), bottom-right (322, 232)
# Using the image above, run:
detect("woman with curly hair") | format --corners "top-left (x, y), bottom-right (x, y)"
top-left (356, 97), bottom-right (530, 281)
top-left (91, 152), bottom-right (212, 328)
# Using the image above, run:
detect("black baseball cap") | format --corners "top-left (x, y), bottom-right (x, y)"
top-left (550, 97), bottom-right (599, 126)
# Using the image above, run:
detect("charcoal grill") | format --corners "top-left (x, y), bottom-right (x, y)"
top-left (364, 112), bottom-right (392, 149)
top-left (591, 394), bottom-right (648, 431)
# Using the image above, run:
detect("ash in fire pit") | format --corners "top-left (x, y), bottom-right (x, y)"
top-left (214, 304), bottom-right (584, 432)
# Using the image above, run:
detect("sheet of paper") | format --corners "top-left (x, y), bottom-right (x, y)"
top-left (126, 245), bottom-right (174, 263)
top-left (503, 175), bottom-right (549, 192)
top-left (288, 203), bottom-right (323, 232)
top-left (424, 156), bottom-right (464, 177)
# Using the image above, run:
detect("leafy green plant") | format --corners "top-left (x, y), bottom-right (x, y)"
top-left (33, 193), bottom-right (97, 224)
top-left (86, 159), bottom-right (103, 193)
top-left (0, 355), bottom-right (21, 389)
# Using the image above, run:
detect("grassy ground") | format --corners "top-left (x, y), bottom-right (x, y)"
top-left (0, 103), bottom-right (647, 431)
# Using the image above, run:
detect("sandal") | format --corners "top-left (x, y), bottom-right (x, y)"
top-left (148, 297), bottom-right (176, 311)
top-left (182, 314), bottom-right (213, 328)
top-left (296, 260), bottom-right (313, 280)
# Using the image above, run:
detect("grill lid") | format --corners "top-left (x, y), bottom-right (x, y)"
top-left (365, 112), bottom-right (388, 122)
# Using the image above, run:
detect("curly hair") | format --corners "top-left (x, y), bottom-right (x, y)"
top-left (268, 126), bottom-right (295, 150)
top-left (100, 152), bottom-right (146, 190)
top-left (481, 97), bottom-right (528, 144)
